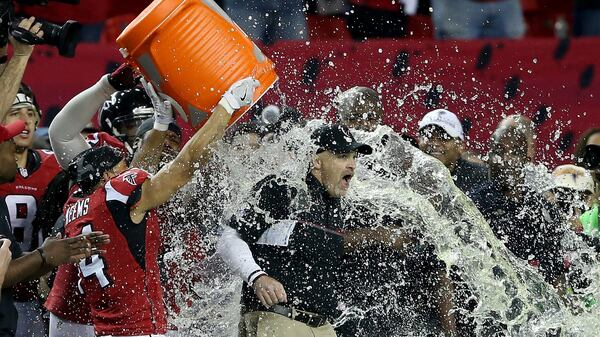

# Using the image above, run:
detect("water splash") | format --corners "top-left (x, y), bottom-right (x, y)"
top-left (162, 122), bottom-right (600, 337)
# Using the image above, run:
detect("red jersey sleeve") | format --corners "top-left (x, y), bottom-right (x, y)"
top-left (104, 168), bottom-right (151, 207)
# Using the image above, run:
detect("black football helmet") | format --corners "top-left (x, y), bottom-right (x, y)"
top-left (99, 87), bottom-right (154, 144)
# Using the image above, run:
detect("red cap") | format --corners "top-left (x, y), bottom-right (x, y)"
top-left (0, 120), bottom-right (26, 143)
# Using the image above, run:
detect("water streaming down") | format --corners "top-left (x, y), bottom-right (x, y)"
top-left (159, 117), bottom-right (600, 336)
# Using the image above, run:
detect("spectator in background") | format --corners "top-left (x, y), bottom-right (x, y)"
top-left (334, 86), bottom-right (382, 132)
top-left (470, 115), bottom-right (565, 287)
top-left (549, 164), bottom-right (599, 312)
top-left (574, 128), bottom-right (600, 213)
top-left (223, 0), bottom-right (307, 44)
top-left (574, 0), bottom-right (600, 36)
top-left (550, 165), bottom-right (596, 234)
top-left (574, 128), bottom-right (600, 170)
top-left (345, 0), bottom-right (408, 40)
top-left (431, 0), bottom-right (525, 39)
top-left (417, 109), bottom-right (488, 196)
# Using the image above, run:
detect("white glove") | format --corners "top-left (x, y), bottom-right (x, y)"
top-left (141, 77), bottom-right (173, 131)
top-left (219, 77), bottom-right (260, 115)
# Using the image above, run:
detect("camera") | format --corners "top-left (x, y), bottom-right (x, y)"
top-left (0, 0), bottom-right (81, 57)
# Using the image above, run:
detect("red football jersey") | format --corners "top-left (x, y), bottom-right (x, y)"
top-left (44, 134), bottom-right (125, 323)
top-left (64, 168), bottom-right (166, 336)
top-left (45, 263), bottom-right (92, 324)
top-left (0, 149), bottom-right (61, 252)
top-left (85, 132), bottom-right (128, 155)
top-left (45, 187), bottom-right (92, 325)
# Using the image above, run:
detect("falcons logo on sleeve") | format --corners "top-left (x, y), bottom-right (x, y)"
top-left (122, 172), bottom-right (138, 186)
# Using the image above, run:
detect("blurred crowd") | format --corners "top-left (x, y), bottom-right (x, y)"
top-left (11, 0), bottom-right (600, 45)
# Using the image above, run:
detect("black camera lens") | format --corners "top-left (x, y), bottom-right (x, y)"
top-left (41, 19), bottom-right (81, 57)
top-left (10, 17), bottom-right (81, 57)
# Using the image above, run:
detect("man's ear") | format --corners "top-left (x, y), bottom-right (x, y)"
top-left (312, 155), bottom-right (322, 171)
top-left (102, 171), bottom-right (114, 182)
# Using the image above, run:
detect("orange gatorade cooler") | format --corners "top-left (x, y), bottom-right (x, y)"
top-left (116, 0), bottom-right (278, 129)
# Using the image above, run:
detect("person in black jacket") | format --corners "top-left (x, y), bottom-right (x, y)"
top-left (470, 115), bottom-right (565, 285)
top-left (227, 124), bottom-right (418, 337)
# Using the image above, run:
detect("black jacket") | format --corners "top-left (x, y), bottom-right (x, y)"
top-left (229, 173), bottom-right (345, 319)
top-left (453, 157), bottom-right (489, 196)
top-left (338, 205), bottom-right (446, 337)
top-left (470, 182), bottom-right (565, 283)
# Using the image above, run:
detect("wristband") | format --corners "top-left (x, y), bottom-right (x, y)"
top-left (248, 269), bottom-right (267, 287)
top-left (153, 120), bottom-right (169, 132)
top-left (218, 96), bottom-right (236, 116)
top-left (37, 248), bottom-right (47, 268)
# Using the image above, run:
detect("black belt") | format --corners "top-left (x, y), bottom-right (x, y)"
top-left (270, 305), bottom-right (329, 328)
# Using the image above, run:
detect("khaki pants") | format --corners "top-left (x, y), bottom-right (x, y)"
top-left (243, 311), bottom-right (337, 337)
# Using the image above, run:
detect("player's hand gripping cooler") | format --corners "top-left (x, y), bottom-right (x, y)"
top-left (116, 0), bottom-right (278, 129)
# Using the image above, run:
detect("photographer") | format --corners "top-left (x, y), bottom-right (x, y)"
top-left (0, 17), bottom-right (40, 120)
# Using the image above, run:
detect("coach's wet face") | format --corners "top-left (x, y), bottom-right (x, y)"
top-left (312, 150), bottom-right (357, 198)
top-left (0, 140), bottom-right (18, 183)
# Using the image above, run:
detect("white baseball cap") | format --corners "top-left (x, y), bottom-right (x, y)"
top-left (418, 109), bottom-right (464, 140)
top-left (552, 164), bottom-right (596, 193)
